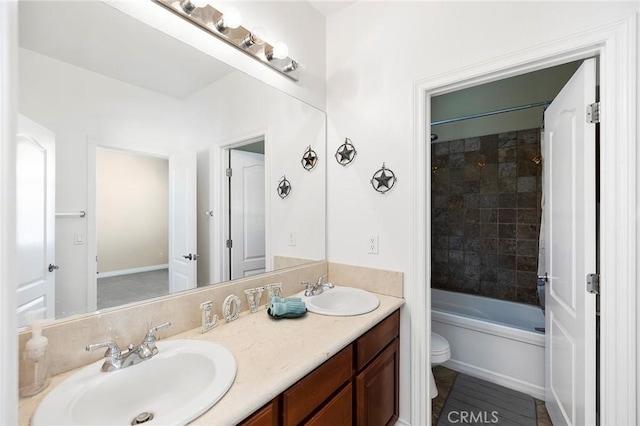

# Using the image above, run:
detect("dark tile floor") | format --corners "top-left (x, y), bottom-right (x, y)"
top-left (432, 366), bottom-right (552, 426)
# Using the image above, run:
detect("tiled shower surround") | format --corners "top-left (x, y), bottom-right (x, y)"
top-left (431, 128), bottom-right (542, 305)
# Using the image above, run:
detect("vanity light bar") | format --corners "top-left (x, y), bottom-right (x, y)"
top-left (153, 0), bottom-right (300, 82)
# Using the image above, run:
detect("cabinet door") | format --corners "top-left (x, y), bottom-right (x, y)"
top-left (304, 383), bottom-right (352, 426)
top-left (356, 339), bottom-right (399, 426)
top-left (239, 399), bottom-right (278, 426)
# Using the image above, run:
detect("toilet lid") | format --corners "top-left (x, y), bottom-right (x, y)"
top-left (431, 332), bottom-right (450, 356)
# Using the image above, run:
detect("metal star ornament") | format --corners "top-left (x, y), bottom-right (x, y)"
top-left (301, 145), bottom-right (318, 171)
top-left (370, 163), bottom-right (397, 194)
top-left (277, 176), bottom-right (292, 199)
top-left (335, 138), bottom-right (357, 166)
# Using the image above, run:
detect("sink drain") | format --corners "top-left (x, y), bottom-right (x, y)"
top-left (131, 412), bottom-right (154, 425)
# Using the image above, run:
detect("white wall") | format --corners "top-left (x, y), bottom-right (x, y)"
top-left (96, 150), bottom-right (169, 273)
top-left (184, 71), bottom-right (327, 283)
top-left (19, 48), bottom-right (187, 318)
top-left (325, 2), bottom-right (639, 423)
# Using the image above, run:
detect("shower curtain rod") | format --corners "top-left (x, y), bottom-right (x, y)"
top-left (431, 100), bottom-right (552, 126)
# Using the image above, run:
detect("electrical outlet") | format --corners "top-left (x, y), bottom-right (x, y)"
top-left (368, 235), bottom-right (379, 254)
top-left (288, 232), bottom-right (296, 247)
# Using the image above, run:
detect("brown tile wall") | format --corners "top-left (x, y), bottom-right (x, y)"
top-left (431, 129), bottom-right (542, 305)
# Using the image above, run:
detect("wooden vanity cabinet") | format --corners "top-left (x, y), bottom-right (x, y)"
top-left (354, 311), bottom-right (400, 426)
top-left (282, 345), bottom-right (353, 426)
top-left (239, 399), bottom-right (279, 426)
top-left (239, 310), bottom-right (400, 426)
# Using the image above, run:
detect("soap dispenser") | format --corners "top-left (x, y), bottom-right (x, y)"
top-left (19, 308), bottom-right (50, 397)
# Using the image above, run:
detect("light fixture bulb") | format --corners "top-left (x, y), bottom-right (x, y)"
top-left (222, 8), bottom-right (241, 29)
top-left (283, 60), bottom-right (299, 73)
top-left (191, 0), bottom-right (208, 7)
top-left (272, 42), bottom-right (289, 60)
top-left (251, 27), bottom-right (267, 45)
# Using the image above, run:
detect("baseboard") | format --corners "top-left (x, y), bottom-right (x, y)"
top-left (394, 417), bottom-right (411, 426)
top-left (444, 359), bottom-right (545, 400)
top-left (97, 264), bottom-right (168, 278)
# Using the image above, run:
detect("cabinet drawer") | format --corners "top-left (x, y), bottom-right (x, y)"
top-left (304, 382), bottom-right (352, 426)
top-left (282, 345), bottom-right (353, 426)
top-left (356, 310), bottom-right (399, 370)
top-left (239, 399), bottom-right (278, 426)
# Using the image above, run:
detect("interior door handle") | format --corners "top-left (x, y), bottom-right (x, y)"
top-left (48, 264), bottom-right (59, 272)
top-left (182, 254), bottom-right (193, 260)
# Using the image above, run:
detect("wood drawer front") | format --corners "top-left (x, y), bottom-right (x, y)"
top-left (282, 345), bottom-right (353, 426)
top-left (356, 338), bottom-right (399, 426)
top-left (303, 382), bottom-right (352, 426)
top-left (239, 399), bottom-right (278, 426)
top-left (356, 310), bottom-right (399, 370)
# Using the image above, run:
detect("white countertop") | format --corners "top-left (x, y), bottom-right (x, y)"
top-left (19, 293), bottom-right (404, 425)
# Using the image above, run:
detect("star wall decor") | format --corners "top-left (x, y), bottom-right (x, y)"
top-left (301, 145), bottom-right (318, 171)
top-left (277, 176), bottom-right (292, 199)
top-left (335, 137), bottom-right (357, 166)
top-left (370, 163), bottom-right (397, 194)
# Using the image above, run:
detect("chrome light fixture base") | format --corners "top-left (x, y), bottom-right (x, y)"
top-left (153, 0), bottom-right (300, 82)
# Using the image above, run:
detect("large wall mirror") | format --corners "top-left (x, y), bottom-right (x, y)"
top-left (16, 0), bottom-right (326, 327)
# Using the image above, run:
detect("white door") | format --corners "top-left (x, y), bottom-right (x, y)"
top-left (230, 150), bottom-right (265, 279)
top-left (168, 152), bottom-right (197, 293)
top-left (16, 115), bottom-right (56, 327)
top-left (544, 58), bottom-right (597, 426)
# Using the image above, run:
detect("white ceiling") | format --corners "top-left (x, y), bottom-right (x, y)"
top-left (18, 1), bottom-right (235, 99)
top-left (307, 1), bottom-right (357, 17)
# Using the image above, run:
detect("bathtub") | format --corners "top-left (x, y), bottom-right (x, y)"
top-left (431, 288), bottom-right (545, 399)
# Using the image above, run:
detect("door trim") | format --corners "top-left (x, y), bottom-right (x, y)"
top-left (413, 17), bottom-right (637, 426)
top-left (0, 1), bottom-right (18, 423)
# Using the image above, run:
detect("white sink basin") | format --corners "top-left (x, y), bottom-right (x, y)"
top-left (32, 339), bottom-right (236, 426)
top-left (300, 285), bottom-right (380, 316)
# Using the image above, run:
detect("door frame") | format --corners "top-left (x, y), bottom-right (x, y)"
top-left (0, 1), bottom-right (18, 423)
top-left (412, 17), bottom-right (636, 426)
top-left (214, 130), bottom-right (270, 283)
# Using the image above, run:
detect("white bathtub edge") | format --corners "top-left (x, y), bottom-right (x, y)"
top-left (432, 310), bottom-right (545, 347)
top-left (443, 358), bottom-right (545, 400)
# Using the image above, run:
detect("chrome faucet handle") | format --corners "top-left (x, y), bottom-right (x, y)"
top-left (301, 280), bottom-right (314, 296)
top-left (86, 340), bottom-right (121, 358)
top-left (143, 321), bottom-right (171, 345)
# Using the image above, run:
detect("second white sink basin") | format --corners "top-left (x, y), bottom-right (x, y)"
top-left (31, 339), bottom-right (236, 426)
top-left (300, 285), bottom-right (380, 316)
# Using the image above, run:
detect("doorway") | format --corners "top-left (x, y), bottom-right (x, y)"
top-left (429, 59), bottom-right (598, 425)
top-left (224, 139), bottom-right (266, 281)
top-left (95, 148), bottom-right (170, 309)
top-left (87, 143), bottom-right (198, 311)
top-left (413, 21), bottom-right (636, 426)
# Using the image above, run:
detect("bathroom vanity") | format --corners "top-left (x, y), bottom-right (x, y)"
top-left (18, 284), bottom-right (404, 425)
top-left (241, 310), bottom-right (400, 425)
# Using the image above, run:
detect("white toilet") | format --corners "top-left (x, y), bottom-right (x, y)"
top-left (430, 332), bottom-right (451, 398)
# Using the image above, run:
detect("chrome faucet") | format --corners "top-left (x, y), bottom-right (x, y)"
top-left (301, 275), bottom-right (334, 297)
top-left (86, 321), bottom-right (171, 372)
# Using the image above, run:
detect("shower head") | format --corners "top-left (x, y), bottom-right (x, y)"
top-left (430, 134), bottom-right (438, 142)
